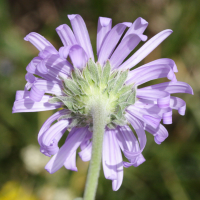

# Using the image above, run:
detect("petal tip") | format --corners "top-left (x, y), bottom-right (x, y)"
top-left (56, 24), bottom-right (65, 31)
top-left (68, 14), bottom-right (78, 20)
top-left (99, 17), bottom-right (112, 26)
top-left (138, 17), bottom-right (148, 25)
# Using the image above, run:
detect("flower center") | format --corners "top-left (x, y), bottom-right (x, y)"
top-left (49, 59), bottom-right (136, 130)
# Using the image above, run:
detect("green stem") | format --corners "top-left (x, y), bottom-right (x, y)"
top-left (83, 100), bottom-right (107, 200)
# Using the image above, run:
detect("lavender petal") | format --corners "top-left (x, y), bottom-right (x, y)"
top-left (56, 24), bottom-right (77, 46)
top-left (12, 95), bottom-right (62, 113)
top-left (68, 14), bottom-right (94, 60)
top-left (45, 127), bottom-right (88, 173)
top-left (118, 29), bottom-right (173, 70)
top-left (102, 129), bottom-right (123, 191)
top-left (24, 32), bottom-right (56, 52)
top-left (98, 22), bottom-right (132, 66)
top-left (96, 17), bottom-right (112, 56)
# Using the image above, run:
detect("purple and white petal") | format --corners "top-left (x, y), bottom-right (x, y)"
top-left (126, 63), bottom-right (176, 86)
top-left (68, 14), bottom-right (94, 60)
top-left (31, 80), bottom-right (64, 98)
top-left (110, 34), bottom-right (145, 69)
top-left (97, 17), bottom-right (112, 55)
top-left (38, 109), bottom-right (69, 145)
top-left (143, 81), bottom-right (194, 95)
top-left (41, 120), bottom-right (69, 147)
top-left (69, 45), bottom-right (88, 69)
top-left (102, 129), bottom-right (123, 191)
top-left (116, 125), bottom-right (145, 167)
top-left (139, 58), bottom-right (178, 72)
top-left (29, 84), bottom-right (45, 102)
top-left (126, 105), bottom-right (162, 129)
top-left (162, 109), bottom-right (172, 124)
top-left (124, 17), bottom-right (148, 39)
top-left (59, 46), bottom-right (72, 59)
top-left (45, 127), bottom-right (88, 174)
top-left (137, 89), bottom-right (170, 108)
top-left (56, 24), bottom-right (77, 46)
top-left (38, 46), bottom-right (58, 60)
top-left (123, 154), bottom-right (146, 168)
top-left (64, 151), bottom-right (78, 171)
top-left (26, 57), bottom-right (42, 74)
top-left (98, 22), bottom-right (132, 66)
top-left (145, 124), bottom-right (169, 144)
top-left (124, 114), bottom-right (146, 156)
top-left (36, 59), bottom-right (48, 74)
top-left (118, 29), bottom-right (173, 70)
top-left (12, 95), bottom-right (63, 113)
top-left (15, 90), bottom-right (30, 101)
top-left (79, 142), bottom-right (92, 162)
top-left (25, 73), bottom-right (36, 83)
top-left (170, 96), bottom-right (186, 115)
top-left (24, 32), bottom-right (56, 52)
top-left (79, 130), bottom-right (92, 162)
top-left (45, 54), bottom-right (73, 76)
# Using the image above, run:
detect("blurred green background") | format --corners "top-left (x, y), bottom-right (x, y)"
top-left (0, 0), bottom-right (200, 199)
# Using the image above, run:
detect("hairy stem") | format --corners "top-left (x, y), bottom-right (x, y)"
top-left (83, 99), bottom-right (107, 200)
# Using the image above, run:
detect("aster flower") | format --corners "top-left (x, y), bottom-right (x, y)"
top-left (13, 14), bottom-right (193, 198)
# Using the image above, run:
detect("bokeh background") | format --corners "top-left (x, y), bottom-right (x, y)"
top-left (0, 0), bottom-right (200, 199)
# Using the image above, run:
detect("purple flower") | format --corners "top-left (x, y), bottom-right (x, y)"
top-left (13, 15), bottom-right (193, 191)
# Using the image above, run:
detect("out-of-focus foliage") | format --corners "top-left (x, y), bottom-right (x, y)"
top-left (0, 0), bottom-right (200, 199)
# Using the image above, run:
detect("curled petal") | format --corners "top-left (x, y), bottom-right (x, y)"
top-left (170, 96), bottom-right (186, 115)
top-left (98, 22), bottom-right (132, 66)
top-left (97, 17), bottom-right (112, 55)
top-left (37, 59), bottom-right (48, 74)
top-left (41, 120), bottom-right (70, 156)
top-left (118, 29), bottom-right (173, 70)
top-left (45, 54), bottom-right (73, 76)
top-left (56, 24), bottom-right (77, 46)
top-left (116, 125), bottom-right (145, 167)
top-left (68, 14), bottom-right (94, 60)
top-left (137, 89), bottom-right (170, 108)
top-left (126, 62), bottom-right (176, 86)
top-left (145, 124), bottom-right (169, 144)
top-left (45, 127), bottom-right (89, 174)
top-left (143, 81), bottom-right (194, 95)
top-left (25, 73), bottom-right (36, 83)
top-left (59, 46), bottom-right (71, 59)
top-left (69, 45), bottom-right (88, 69)
top-left (26, 57), bottom-right (42, 74)
top-left (126, 106), bottom-right (162, 129)
top-left (24, 32), bottom-right (56, 51)
top-left (38, 46), bottom-right (58, 59)
top-left (123, 154), bottom-right (145, 168)
top-left (38, 109), bottom-right (69, 145)
top-left (124, 114), bottom-right (146, 158)
top-left (162, 109), bottom-right (172, 124)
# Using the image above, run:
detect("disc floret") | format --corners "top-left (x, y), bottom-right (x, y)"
top-left (49, 59), bottom-right (136, 130)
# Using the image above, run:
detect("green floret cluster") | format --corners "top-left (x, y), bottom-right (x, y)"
top-left (49, 59), bottom-right (136, 130)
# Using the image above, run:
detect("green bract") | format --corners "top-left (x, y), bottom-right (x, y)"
top-left (49, 59), bottom-right (136, 130)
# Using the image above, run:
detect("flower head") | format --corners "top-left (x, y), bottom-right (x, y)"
top-left (13, 15), bottom-right (193, 191)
